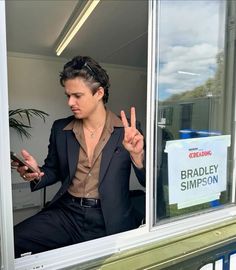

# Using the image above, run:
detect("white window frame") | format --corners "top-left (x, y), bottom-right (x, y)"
top-left (0, 1), bottom-right (236, 269)
top-left (0, 1), bottom-right (15, 269)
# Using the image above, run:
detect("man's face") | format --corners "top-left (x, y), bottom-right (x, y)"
top-left (64, 77), bottom-right (103, 119)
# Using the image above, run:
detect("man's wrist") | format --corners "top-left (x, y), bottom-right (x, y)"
top-left (130, 150), bottom-right (144, 169)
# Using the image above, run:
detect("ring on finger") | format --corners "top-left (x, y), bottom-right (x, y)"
top-left (23, 174), bottom-right (26, 179)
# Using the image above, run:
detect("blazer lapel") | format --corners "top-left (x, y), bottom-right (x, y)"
top-left (66, 130), bottom-right (80, 182)
top-left (99, 128), bottom-right (122, 184)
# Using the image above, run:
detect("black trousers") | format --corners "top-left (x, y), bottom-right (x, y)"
top-left (14, 192), bottom-right (107, 258)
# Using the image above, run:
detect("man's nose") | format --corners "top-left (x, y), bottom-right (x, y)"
top-left (68, 96), bottom-right (75, 106)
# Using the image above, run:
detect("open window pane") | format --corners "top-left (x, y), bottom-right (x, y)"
top-left (154, 0), bottom-right (235, 223)
top-left (5, 0), bottom-right (148, 263)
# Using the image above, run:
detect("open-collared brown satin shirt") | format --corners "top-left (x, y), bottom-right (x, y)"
top-left (63, 110), bottom-right (123, 199)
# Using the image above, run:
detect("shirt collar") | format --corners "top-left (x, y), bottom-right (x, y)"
top-left (63, 109), bottom-right (123, 132)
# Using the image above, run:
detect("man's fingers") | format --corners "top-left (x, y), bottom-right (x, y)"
top-left (120, 110), bottom-right (129, 128)
top-left (124, 130), bottom-right (141, 144)
top-left (17, 166), bottom-right (28, 174)
top-left (11, 161), bottom-right (19, 168)
top-left (130, 107), bottom-right (136, 128)
top-left (132, 134), bottom-right (143, 145)
top-left (21, 171), bottom-right (44, 181)
top-left (121, 107), bottom-right (136, 128)
top-left (21, 149), bottom-right (31, 160)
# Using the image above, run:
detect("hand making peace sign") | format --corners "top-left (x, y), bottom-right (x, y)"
top-left (120, 107), bottom-right (144, 168)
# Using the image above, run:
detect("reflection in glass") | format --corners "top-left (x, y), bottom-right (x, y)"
top-left (154, 0), bottom-right (233, 223)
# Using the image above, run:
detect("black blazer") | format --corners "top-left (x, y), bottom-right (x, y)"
top-left (31, 116), bottom-right (145, 235)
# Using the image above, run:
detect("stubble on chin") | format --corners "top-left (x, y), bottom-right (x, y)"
top-left (74, 114), bottom-right (82, 119)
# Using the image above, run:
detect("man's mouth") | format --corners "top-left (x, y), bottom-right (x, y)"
top-left (71, 108), bottom-right (80, 113)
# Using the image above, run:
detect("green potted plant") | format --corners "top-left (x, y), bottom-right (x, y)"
top-left (9, 108), bottom-right (49, 139)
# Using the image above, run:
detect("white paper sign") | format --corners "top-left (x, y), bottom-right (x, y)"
top-left (165, 135), bottom-right (231, 209)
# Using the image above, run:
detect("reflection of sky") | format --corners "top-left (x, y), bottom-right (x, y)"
top-left (158, 0), bottom-right (225, 101)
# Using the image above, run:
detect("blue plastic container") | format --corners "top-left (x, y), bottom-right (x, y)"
top-left (179, 129), bottom-right (196, 139)
top-left (210, 200), bottom-right (220, 207)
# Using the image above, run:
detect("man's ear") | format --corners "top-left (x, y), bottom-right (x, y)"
top-left (95, 87), bottom-right (104, 101)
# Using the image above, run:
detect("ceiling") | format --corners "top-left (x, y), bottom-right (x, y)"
top-left (5, 0), bottom-right (148, 68)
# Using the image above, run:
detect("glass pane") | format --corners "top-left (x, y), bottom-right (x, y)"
top-left (154, 0), bottom-right (234, 223)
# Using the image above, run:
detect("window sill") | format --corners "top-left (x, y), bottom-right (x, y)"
top-left (15, 205), bottom-right (236, 270)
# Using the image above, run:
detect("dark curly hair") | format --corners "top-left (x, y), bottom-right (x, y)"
top-left (60, 56), bottom-right (110, 104)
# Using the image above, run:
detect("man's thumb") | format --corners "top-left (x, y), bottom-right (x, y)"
top-left (21, 149), bottom-right (31, 159)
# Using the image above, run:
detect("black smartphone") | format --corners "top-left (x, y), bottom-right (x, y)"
top-left (10, 151), bottom-right (37, 173)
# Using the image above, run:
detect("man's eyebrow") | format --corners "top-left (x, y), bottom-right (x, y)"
top-left (64, 91), bottom-right (83, 95)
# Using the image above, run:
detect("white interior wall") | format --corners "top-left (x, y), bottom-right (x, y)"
top-left (8, 53), bottom-right (147, 224)
top-left (103, 63), bottom-right (147, 134)
top-left (8, 53), bottom-right (71, 224)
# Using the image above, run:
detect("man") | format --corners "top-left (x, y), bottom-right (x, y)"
top-left (13, 56), bottom-right (145, 258)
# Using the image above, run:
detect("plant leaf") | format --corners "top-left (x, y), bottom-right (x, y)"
top-left (9, 108), bottom-right (49, 139)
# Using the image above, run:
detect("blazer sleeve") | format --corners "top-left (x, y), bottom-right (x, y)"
top-left (30, 121), bottom-right (62, 191)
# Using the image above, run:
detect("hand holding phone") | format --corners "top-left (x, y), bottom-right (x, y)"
top-left (10, 151), bottom-right (37, 173)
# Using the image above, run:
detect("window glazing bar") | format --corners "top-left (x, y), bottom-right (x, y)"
top-left (146, 0), bottom-right (156, 230)
top-left (225, 0), bottom-right (236, 203)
